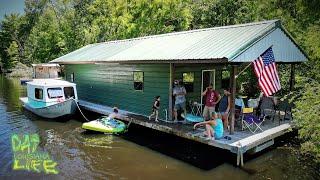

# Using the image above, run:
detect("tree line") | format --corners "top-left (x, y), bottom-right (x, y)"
top-left (0, 0), bottom-right (319, 162)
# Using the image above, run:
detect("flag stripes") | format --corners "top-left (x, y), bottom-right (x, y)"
top-left (253, 47), bottom-right (281, 96)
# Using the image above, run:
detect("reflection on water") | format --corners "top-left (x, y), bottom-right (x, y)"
top-left (0, 75), bottom-right (319, 179)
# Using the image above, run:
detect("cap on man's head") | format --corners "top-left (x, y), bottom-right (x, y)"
top-left (174, 80), bottom-right (179, 85)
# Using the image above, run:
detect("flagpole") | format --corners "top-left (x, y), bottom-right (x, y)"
top-left (235, 45), bottom-right (274, 79)
top-left (235, 62), bottom-right (253, 79)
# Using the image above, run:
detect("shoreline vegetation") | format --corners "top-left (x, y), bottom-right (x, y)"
top-left (2, 62), bottom-right (32, 78)
top-left (0, 0), bottom-right (319, 164)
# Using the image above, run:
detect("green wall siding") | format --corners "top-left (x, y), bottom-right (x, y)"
top-left (64, 63), bottom-right (225, 119)
top-left (65, 64), bottom-right (170, 119)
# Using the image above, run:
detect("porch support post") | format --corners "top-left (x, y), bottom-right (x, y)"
top-left (168, 63), bottom-right (174, 121)
top-left (289, 64), bottom-right (295, 91)
top-left (230, 65), bottom-right (238, 134)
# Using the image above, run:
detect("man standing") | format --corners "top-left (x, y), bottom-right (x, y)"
top-left (173, 80), bottom-right (187, 122)
top-left (202, 83), bottom-right (221, 120)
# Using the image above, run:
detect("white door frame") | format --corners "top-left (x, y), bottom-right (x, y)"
top-left (201, 69), bottom-right (216, 106)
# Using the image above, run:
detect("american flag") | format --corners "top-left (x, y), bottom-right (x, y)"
top-left (253, 47), bottom-right (281, 96)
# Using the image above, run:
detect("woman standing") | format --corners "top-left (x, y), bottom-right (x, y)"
top-left (218, 88), bottom-right (231, 130)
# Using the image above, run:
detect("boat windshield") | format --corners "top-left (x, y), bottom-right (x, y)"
top-left (47, 88), bottom-right (63, 99)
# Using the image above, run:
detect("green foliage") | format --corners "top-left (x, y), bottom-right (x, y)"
top-left (75, 0), bottom-right (191, 43)
top-left (11, 0), bottom-right (193, 64)
top-left (6, 41), bottom-right (20, 66)
top-left (25, 4), bottom-right (68, 63)
top-left (190, 0), bottom-right (258, 28)
top-left (182, 72), bottom-right (194, 83)
top-left (292, 79), bottom-right (320, 162)
top-left (302, 21), bottom-right (320, 81)
top-left (133, 71), bottom-right (143, 82)
top-left (0, 14), bottom-right (25, 69)
top-left (236, 65), bottom-right (260, 97)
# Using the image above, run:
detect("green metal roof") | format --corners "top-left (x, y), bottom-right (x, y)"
top-left (51, 20), bottom-right (307, 64)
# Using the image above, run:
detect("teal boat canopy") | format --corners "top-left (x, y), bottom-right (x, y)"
top-left (51, 20), bottom-right (307, 64)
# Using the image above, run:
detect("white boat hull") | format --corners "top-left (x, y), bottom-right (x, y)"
top-left (20, 98), bottom-right (77, 119)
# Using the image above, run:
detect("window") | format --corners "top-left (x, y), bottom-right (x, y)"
top-left (221, 69), bottom-right (230, 89)
top-left (70, 73), bottom-right (74, 82)
top-left (35, 88), bottom-right (43, 100)
top-left (47, 88), bottom-right (63, 99)
top-left (64, 87), bottom-right (75, 99)
top-left (133, 71), bottom-right (144, 91)
top-left (183, 72), bottom-right (194, 92)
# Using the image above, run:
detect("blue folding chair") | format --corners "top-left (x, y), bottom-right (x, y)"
top-left (241, 108), bottom-right (265, 133)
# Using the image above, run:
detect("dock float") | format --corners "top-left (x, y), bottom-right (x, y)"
top-left (79, 100), bottom-right (293, 166)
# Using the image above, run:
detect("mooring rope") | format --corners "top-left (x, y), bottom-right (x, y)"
top-left (126, 118), bottom-right (133, 128)
top-left (72, 98), bottom-right (90, 122)
top-left (71, 98), bottom-right (133, 132)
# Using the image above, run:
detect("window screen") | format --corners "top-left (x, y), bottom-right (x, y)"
top-left (183, 72), bottom-right (194, 92)
top-left (133, 71), bottom-right (144, 91)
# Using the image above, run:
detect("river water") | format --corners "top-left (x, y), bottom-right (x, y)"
top-left (0, 76), bottom-right (319, 179)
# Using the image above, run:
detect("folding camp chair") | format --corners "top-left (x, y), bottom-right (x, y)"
top-left (276, 99), bottom-right (293, 125)
top-left (259, 96), bottom-right (276, 122)
top-left (241, 107), bottom-right (265, 133)
top-left (262, 109), bottom-right (276, 123)
top-left (189, 101), bottom-right (202, 117)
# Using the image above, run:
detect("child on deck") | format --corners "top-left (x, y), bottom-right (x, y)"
top-left (149, 96), bottom-right (160, 122)
top-left (193, 113), bottom-right (224, 140)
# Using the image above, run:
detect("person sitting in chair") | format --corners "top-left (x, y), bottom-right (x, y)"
top-left (258, 92), bottom-right (276, 120)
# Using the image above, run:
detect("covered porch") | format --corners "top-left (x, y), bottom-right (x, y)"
top-left (166, 61), bottom-right (297, 134)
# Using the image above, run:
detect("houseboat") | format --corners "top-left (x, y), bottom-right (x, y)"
top-left (20, 79), bottom-right (78, 119)
top-left (51, 20), bottom-right (307, 122)
top-left (49, 20), bottom-right (307, 166)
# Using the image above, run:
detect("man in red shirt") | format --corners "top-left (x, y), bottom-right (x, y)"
top-left (201, 83), bottom-right (221, 120)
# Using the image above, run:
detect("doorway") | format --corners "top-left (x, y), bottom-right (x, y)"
top-left (201, 70), bottom-right (216, 106)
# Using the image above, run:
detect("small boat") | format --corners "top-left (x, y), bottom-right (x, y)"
top-left (82, 117), bottom-right (127, 134)
top-left (19, 79), bottom-right (78, 119)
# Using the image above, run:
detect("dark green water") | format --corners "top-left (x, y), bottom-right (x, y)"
top-left (0, 75), bottom-right (319, 179)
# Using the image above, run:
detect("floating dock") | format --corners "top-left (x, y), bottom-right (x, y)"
top-left (79, 100), bottom-right (293, 166)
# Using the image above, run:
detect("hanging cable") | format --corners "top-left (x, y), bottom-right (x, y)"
top-left (72, 98), bottom-right (90, 122)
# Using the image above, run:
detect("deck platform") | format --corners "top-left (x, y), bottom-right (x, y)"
top-left (79, 100), bottom-right (293, 166)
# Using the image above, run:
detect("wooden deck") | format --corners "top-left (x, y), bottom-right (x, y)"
top-left (79, 100), bottom-right (293, 166)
